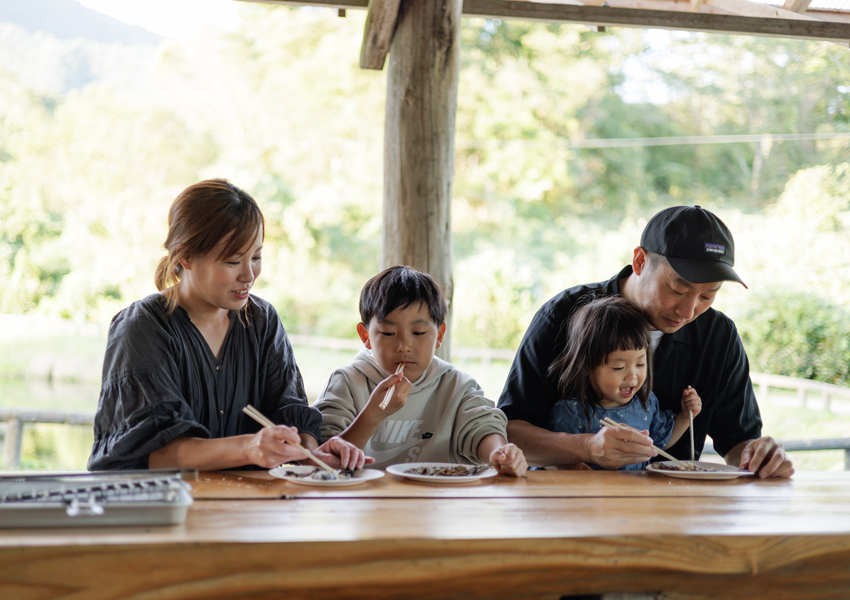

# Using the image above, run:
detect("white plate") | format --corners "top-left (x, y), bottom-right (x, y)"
top-left (645, 460), bottom-right (756, 480)
top-left (269, 465), bottom-right (384, 487)
top-left (386, 462), bottom-right (498, 483)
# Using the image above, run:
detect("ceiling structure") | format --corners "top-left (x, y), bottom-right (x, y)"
top-left (248, 0), bottom-right (850, 58)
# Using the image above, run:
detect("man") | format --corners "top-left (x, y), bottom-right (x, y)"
top-left (498, 205), bottom-right (794, 478)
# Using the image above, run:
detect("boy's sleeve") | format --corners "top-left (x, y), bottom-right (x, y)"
top-left (314, 371), bottom-right (360, 443)
top-left (453, 380), bottom-right (509, 465)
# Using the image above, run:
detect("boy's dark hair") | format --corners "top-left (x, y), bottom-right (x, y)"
top-left (547, 295), bottom-right (654, 425)
top-left (360, 266), bottom-right (447, 326)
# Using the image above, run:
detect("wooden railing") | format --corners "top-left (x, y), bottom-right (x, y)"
top-left (702, 439), bottom-right (850, 470)
top-left (749, 372), bottom-right (850, 412)
top-left (0, 408), bottom-right (95, 469)
top-left (2, 404), bottom-right (850, 470)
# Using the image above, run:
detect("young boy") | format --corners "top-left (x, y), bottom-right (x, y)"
top-left (315, 266), bottom-right (527, 476)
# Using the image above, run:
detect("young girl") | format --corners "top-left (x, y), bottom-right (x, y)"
top-left (88, 179), bottom-right (370, 472)
top-left (546, 295), bottom-right (701, 471)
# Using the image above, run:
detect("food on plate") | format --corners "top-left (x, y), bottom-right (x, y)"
top-left (404, 465), bottom-right (489, 477)
top-left (654, 461), bottom-right (715, 472)
top-left (278, 468), bottom-right (355, 481)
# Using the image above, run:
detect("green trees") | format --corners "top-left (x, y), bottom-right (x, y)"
top-left (1, 6), bottom-right (849, 385)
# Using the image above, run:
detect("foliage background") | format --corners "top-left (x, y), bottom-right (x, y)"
top-left (1, 5), bottom-right (850, 411)
top-left (2, 8), bottom-right (849, 337)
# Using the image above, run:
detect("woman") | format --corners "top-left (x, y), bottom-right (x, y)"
top-left (89, 179), bottom-right (370, 471)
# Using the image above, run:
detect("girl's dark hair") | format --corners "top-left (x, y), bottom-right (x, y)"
top-left (154, 179), bottom-right (264, 315)
top-left (360, 266), bottom-right (447, 326)
top-left (547, 295), bottom-right (654, 425)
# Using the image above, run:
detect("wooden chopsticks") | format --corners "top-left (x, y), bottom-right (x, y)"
top-left (379, 363), bottom-right (405, 410)
top-left (687, 385), bottom-right (695, 462)
top-left (241, 405), bottom-right (337, 475)
top-left (600, 417), bottom-right (695, 470)
top-left (689, 410), bottom-right (695, 462)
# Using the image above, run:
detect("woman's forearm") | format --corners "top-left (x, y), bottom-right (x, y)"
top-left (148, 436), bottom-right (252, 470)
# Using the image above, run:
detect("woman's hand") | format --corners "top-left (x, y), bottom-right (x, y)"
top-left (309, 436), bottom-right (375, 471)
top-left (489, 442), bottom-right (528, 477)
top-left (244, 424), bottom-right (309, 469)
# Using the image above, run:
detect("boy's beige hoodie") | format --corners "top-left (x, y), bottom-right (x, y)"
top-left (315, 349), bottom-right (508, 469)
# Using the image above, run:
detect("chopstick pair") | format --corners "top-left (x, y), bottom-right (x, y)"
top-left (599, 417), bottom-right (695, 471)
top-left (379, 363), bottom-right (405, 410)
top-left (687, 385), bottom-right (695, 461)
top-left (241, 405), bottom-right (337, 475)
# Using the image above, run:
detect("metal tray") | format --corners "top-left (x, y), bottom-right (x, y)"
top-left (0, 470), bottom-right (194, 528)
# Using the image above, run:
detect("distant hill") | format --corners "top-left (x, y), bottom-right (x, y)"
top-left (0, 0), bottom-right (162, 45)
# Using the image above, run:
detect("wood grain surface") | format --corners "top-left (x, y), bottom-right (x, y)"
top-left (2, 471), bottom-right (850, 599)
top-left (190, 468), bottom-right (850, 500)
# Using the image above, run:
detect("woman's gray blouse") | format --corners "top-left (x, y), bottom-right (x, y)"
top-left (88, 294), bottom-right (320, 470)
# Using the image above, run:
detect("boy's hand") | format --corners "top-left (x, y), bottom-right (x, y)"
top-left (681, 386), bottom-right (702, 418)
top-left (490, 443), bottom-right (528, 478)
top-left (364, 371), bottom-right (412, 419)
top-left (311, 436), bottom-right (375, 471)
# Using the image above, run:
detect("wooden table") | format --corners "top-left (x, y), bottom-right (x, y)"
top-left (2, 470), bottom-right (850, 600)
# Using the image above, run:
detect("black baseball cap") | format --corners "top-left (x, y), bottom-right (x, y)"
top-left (640, 205), bottom-right (747, 289)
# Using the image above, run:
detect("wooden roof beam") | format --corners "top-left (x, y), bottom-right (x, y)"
top-left (462, 0), bottom-right (850, 42)
top-left (240, 0), bottom-right (850, 41)
top-left (360, 0), bottom-right (403, 70)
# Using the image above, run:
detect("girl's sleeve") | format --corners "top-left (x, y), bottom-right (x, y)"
top-left (313, 371), bottom-right (360, 443)
top-left (452, 379), bottom-right (509, 465)
top-left (88, 318), bottom-right (209, 471)
top-left (259, 310), bottom-right (322, 443)
top-left (647, 393), bottom-right (676, 449)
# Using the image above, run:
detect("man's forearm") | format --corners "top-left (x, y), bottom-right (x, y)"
top-left (723, 439), bottom-right (751, 467)
top-left (506, 420), bottom-right (591, 467)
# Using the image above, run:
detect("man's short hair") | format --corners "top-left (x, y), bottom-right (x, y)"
top-left (360, 266), bottom-right (447, 326)
top-left (643, 251), bottom-right (669, 273)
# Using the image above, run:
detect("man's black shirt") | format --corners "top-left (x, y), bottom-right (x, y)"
top-left (497, 265), bottom-right (762, 460)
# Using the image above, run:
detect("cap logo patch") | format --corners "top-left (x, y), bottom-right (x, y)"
top-left (705, 243), bottom-right (725, 255)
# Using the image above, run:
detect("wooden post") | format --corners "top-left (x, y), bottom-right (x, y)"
top-left (3, 418), bottom-right (23, 469)
top-left (382, 0), bottom-right (461, 361)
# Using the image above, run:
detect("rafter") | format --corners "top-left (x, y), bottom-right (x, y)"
top-left (360, 0), bottom-right (403, 70)
top-left (705, 0), bottom-right (820, 21)
top-left (783, 0), bottom-right (814, 13)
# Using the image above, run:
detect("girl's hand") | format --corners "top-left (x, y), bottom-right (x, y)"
top-left (681, 386), bottom-right (702, 418)
top-left (245, 424), bottom-right (308, 468)
top-left (364, 371), bottom-right (412, 419)
top-left (489, 443), bottom-right (528, 477)
top-left (310, 436), bottom-right (375, 471)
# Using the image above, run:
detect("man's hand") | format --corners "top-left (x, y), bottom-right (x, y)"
top-left (586, 425), bottom-right (657, 469)
top-left (737, 437), bottom-right (794, 478)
